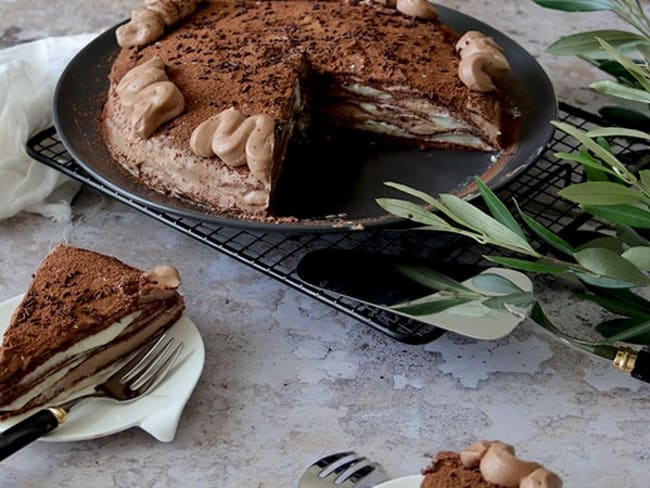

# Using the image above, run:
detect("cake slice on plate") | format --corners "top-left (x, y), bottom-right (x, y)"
top-left (0, 245), bottom-right (184, 419)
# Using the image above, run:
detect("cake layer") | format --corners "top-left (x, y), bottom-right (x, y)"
top-left (4, 300), bottom-right (183, 417)
top-left (4, 311), bottom-right (142, 412)
top-left (317, 79), bottom-right (501, 149)
top-left (104, 0), bottom-right (507, 216)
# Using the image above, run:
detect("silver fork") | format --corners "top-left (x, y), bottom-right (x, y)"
top-left (0, 333), bottom-right (183, 461)
top-left (298, 452), bottom-right (379, 488)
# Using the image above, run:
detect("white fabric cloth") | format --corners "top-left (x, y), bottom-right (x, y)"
top-left (0, 33), bottom-right (96, 222)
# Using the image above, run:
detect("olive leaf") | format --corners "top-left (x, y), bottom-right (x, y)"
top-left (586, 127), bottom-right (650, 141)
top-left (474, 177), bottom-right (526, 238)
top-left (514, 201), bottom-right (575, 256)
top-left (595, 317), bottom-right (650, 345)
top-left (591, 80), bottom-right (650, 103)
top-left (595, 38), bottom-right (650, 92)
top-left (585, 286), bottom-right (650, 312)
top-left (598, 106), bottom-right (650, 130)
top-left (575, 272), bottom-right (638, 289)
top-left (547, 30), bottom-right (648, 56)
top-left (439, 194), bottom-right (536, 254)
top-left (621, 246), bottom-right (650, 271)
top-left (583, 163), bottom-right (611, 182)
top-left (577, 236), bottom-right (626, 252)
top-left (616, 224), bottom-right (650, 247)
top-left (639, 169), bottom-right (650, 189)
top-left (383, 181), bottom-right (438, 206)
top-left (532, 0), bottom-right (615, 11)
top-left (575, 291), bottom-right (650, 318)
top-left (376, 198), bottom-right (450, 229)
top-left (582, 204), bottom-right (650, 229)
top-left (484, 256), bottom-right (567, 274)
top-left (472, 273), bottom-right (525, 294)
top-left (559, 181), bottom-right (645, 205)
top-left (595, 318), bottom-right (650, 345)
top-left (530, 302), bottom-right (596, 347)
top-left (393, 264), bottom-right (477, 295)
top-left (392, 297), bottom-right (474, 316)
top-left (555, 150), bottom-right (617, 179)
top-left (551, 121), bottom-right (633, 179)
top-left (573, 247), bottom-right (650, 285)
top-left (482, 292), bottom-right (535, 311)
top-left (641, 43), bottom-right (650, 61)
top-left (593, 60), bottom-right (644, 86)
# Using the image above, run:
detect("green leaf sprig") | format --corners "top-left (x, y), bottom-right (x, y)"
top-left (535, 1), bottom-right (650, 109)
top-left (377, 0), bottom-right (650, 349)
top-left (534, 1), bottom-right (650, 38)
top-left (548, 122), bottom-right (650, 233)
top-left (390, 267), bottom-right (534, 317)
top-left (377, 177), bottom-right (650, 288)
top-left (377, 175), bottom-right (650, 346)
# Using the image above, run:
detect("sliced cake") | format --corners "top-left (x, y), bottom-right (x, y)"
top-left (421, 441), bottom-right (563, 488)
top-left (103, 0), bottom-right (510, 217)
top-left (0, 245), bottom-right (184, 419)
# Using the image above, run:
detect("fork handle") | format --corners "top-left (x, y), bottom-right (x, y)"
top-left (0, 408), bottom-right (65, 461)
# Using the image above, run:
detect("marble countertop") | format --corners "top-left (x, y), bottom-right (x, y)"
top-left (0, 1), bottom-right (648, 487)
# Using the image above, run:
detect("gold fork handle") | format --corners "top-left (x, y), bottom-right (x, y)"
top-left (0, 407), bottom-right (68, 461)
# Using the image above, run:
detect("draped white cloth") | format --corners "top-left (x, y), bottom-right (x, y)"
top-left (0, 33), bottom-right (95, 222)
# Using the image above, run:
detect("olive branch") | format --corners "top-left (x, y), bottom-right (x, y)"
top-left (376, 0), bottom-right (650, 348)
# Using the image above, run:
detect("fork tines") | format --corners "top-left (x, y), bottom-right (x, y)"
top-left (115, 333), bottom-right (184, 393)
top-left (310, 451), bottom-right (376, 486)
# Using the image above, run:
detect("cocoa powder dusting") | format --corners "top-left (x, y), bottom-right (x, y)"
top-left (108, 0), bottom-right (500, 153)
top-left (421, 451), bottom-right (504, 488)
top-left (0, 246), bottom-right (148, 386)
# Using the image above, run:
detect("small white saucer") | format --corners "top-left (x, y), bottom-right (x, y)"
top-left (0, 294), bottom-right (204, 443)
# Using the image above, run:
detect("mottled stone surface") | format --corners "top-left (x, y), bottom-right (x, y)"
top-left (0, 1), bottom-right (648, 487)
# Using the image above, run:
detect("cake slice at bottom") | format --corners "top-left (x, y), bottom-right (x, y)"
top-left (0, 245), bottom-right (184, 419)
top-left (421, 441), bottom-right (563, 488)
top-left (421, 451), bottom-right (502, 488)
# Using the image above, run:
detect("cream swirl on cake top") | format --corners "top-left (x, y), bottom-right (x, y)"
top-left (396, 0), bottom-right (438, 20)
top-left (116, 56), bottom-right (185, 139)
top-left (461, 440), bottom-right (563, 488)
top-left (374, 0), bottom-right (438, 20)
top-left (116, 0), bottom-right (203, 47)
top-left (190, 108), bottom-right (275, 186)
top-left (455, 31), bottom-right (510, 92)
top-left (139, 265), bottom-right (181, 303)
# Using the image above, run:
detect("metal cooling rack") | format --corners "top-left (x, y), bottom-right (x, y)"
top-left (26, 102), bottom-right (637, 344)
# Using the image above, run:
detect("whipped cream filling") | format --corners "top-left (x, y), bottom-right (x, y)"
top-left (5, 312), bottom-right (140, 411)
top-left (356, 120), bottom-right (489, 149)
top-left (341, 83), bottom-right (393, 101)
top-left (357, 101), bottom-right (471, 131)
top-left (329, 82), bottom-right (494, 149)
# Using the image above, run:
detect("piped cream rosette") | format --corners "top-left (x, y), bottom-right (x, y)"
top-left (190, 108), bottom-right (276, 187)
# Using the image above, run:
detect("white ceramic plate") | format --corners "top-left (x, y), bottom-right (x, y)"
top-left (375, 475), bottom-right (424, 487)
top-left (0, 294), bottom-right (204, 442)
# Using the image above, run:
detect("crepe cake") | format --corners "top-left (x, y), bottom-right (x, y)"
top-left (421, 441), bottom-right (562, 488)
top-left (0, 245), bottom-right (184, 419)
top-left (104, 0), bottom-right (507, 216)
